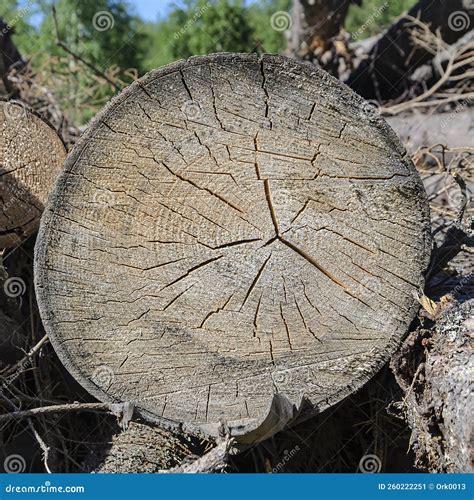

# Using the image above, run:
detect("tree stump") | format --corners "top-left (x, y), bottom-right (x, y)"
top-left (0, 101), bottom-right (66, 249)
top-left (35, 54), bottom-right (431, 442)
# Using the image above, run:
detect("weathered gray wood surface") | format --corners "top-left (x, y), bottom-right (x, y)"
top-left (392, 299), bottom-right (473, 472)
top-left (83, 421), bottom-right (194, 473)
top-left (34, 53), bottom-right (431, 442)
top-left (0, 101), bottom-right (66, 249)
top-left (425, 300), bottom-right (473, 472)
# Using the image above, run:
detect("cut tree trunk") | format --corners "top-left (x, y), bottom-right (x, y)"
top-left (0, 101), bottom-right (66, 249)
top-left (34, 53), bottom-right (431, 443)
top-left (288, 0), bottom-right (357, 56)
top-left (346, 0), bottom-right (474, 101)
top-left (288, 0), bottom-right (360, 76)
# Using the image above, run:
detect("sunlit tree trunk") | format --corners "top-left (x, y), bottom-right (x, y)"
top-left (288, 0), bottom-right (361, 75)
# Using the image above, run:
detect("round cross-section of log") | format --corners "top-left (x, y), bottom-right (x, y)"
top-left (35, 54), bottom-right (431, 442)
top-left (0, 101), bottom-right (66, 249)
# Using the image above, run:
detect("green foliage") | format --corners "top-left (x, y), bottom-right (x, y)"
top-left (142, 0), bottom-right (291, 70)
top-left (1, 0), bottom-right (417, 125)
top-left (143, 0), bottom-right (253, 70)
top-left (346, 0), bottom-right (417, 40)
top-left (1, 0), bottom-right (37, 54)
top-left (175, 0), bottom-right (253, 56)
top-left (247, 0), bottom-right (291, 54)
top-left (6, 0), bottom-right (148, 124)
top-left (36, 0), bottom-right (146, 74)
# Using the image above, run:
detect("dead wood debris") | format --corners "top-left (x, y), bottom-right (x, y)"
top-left (168, 437), bottom-right (235, 473)
top-left (390, 300), bottom-right (472, 472)
top-left (389, 142), bottom-right (473, 473)
top-left (0, 4), bottom-right (472, 469)
top-left (382, 24), bottom-right (474, 115)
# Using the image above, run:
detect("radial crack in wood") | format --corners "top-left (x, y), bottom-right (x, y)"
top-left (34, 53), bottom-right (431, 443)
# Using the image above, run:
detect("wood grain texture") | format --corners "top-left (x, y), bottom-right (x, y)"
top-left (34, 54), bottom-right (431, 442)
top-left (83, 421), bottom-right (194, 473)
top-left (0, 101), bottom-right (66, 249)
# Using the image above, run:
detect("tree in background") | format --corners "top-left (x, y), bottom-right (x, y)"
top-left (345, 0), bottom-right (416, 39)
top-left (0, 0), bottom-right (36, 52)
top-left (13, 0), bottom-right (147, 124)
top-left (248, 0), bottom-right (292, 53)
top-left (287, 0), bottom-right (418, 76)
top-left (143, 0), bottom-right (252, 70)
top-left (37, 0), bottom-right (146, 75)
top-left (347, 0), bottom-right (474, 100)
top-left (4, 0), bottom-right (423, 77)
top-left (142, 0), bottom-right (290, 70)
top-left (1, 0), bottom-right (429, 125)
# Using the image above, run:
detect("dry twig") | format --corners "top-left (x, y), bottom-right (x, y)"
top-left (383, 18), bottom-right (474, 115)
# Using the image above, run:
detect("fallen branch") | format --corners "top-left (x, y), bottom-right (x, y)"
top-left (1, 334), bottom-right (49, 378)
top-left (391, 300), bottom-right (473, 472)
top-left (0, 402), bottom-right (114, 424)
top-left (346, 0), bottom-right (473, 101)
top-left (383, 27), bottom-right (474, 115)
